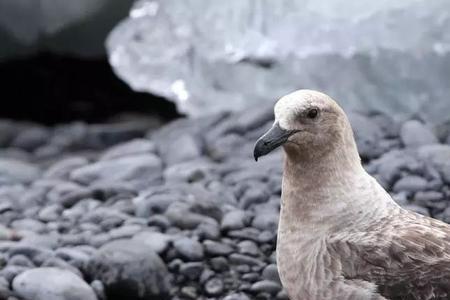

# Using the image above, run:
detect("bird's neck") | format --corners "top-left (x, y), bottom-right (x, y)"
top-left (280, 138), bottom-right (394, 233)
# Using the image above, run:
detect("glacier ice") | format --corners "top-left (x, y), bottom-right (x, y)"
top-left (0, 0), bottom-right (134, 59)
top-left (106, 0), bottom-right (450, 121)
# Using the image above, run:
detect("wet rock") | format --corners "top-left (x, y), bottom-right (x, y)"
top-left (12, 267), bottom-right (97, 300)
top-left (87, 239), bottom-right (171, 300)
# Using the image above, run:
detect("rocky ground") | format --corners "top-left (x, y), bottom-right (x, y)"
top-left (0, 104), bottom-right (450, 300)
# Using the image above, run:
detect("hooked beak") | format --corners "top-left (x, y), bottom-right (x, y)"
top-left (254, 122), bottom-right (298, 161)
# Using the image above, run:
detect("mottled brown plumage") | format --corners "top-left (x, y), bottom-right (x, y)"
top-left (254, 90), bottom-right (450, 300)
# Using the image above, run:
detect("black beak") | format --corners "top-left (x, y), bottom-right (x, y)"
top-left (254, 122), bottom-right (297, 161)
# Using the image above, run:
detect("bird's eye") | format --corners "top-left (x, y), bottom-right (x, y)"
top-left (307, 108), bottom-right (319, 119)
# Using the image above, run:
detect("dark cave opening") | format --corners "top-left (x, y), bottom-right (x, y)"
top-left (0, 53), bottom-right (181, 125)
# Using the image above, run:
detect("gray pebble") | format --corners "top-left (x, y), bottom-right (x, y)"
top-left (173, 237), bottom-right (204, 261)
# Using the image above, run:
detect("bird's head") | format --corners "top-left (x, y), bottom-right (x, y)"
top-left (254, 89), bottom-right (352, 161)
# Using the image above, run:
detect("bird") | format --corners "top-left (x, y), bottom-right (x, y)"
top-left (253, 89), bottom-right (450, 300)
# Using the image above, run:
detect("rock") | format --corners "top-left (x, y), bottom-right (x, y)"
top-left (91, 280), bottom-right (106, 300)
top-left (158, 134), bottom-right (202, 165)
top-left (392, 175), bottom-right (428, 193)
top-left (44, 157), bottom-right (89, 180)
top-left (179, 262), bottom-right (204, 280)
top-left (252, 212), bottom-right (279, 231)
top-left (223, 293), bottom-right (251, 300)
top-left (194, 222), bottom-right (221, 240)
top-left (348, 113), bottom-right (384, 159)
top-left (41, 257), bottom-right (84, 278)
top-left (132, 231), bottom-right (172, 254)
top-left (38, 204), bottom-right (63, 222)
top-left (70, 154), bottom-right (163, 186)
top-left (221, 210), bottom-right (247, 231)
top-left (237, 240), bottom-right (260, 256)
top-left (204, 278), bottom-right (224, 296)
top-left (165, 202), bottom-right (218, 230)
top-left (418, 145), bottom-right (450, 184)
top-left (7, 255), bottom-right (34, 268)
top-left (173, 237), bottom-right (204, 261)
top-left (229, 254), bottom-right (265, 267)
top-left (370, 149), bottom-right (422, 186)
top-left (164, 159), bottom-right (214, 183)
top-left (203, 240), bottom-right (234, 256)
top-left (262, 264), bottom-right (281, 284)
top-left (0, 276), bottom-right (12, 299)
top-left (0, 158), bottom-right (40, 184)
top-left (210, 256), bottom-right (229, 272)
top-left (87, 239), bottom-right (171, 300)
top-left (11, 127), bottom-right (51, 151)
top-left (133, 193), bottom-right (177, 218)
top-left (250, 280), bottom-right (282, 295)
top-left (180, 286), bottom-right (198, 299)
top-left (400, 120), bottom-right (438, 147)
top-left (100, 139), bottom-right (156, 160)
top-left (12, 267), bottom-right (97, 300)
top-left (413, 191), bottom-right (443, 207)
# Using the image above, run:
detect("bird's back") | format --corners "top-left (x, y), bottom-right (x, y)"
top-left (329, 208), bottom-right (450, 300)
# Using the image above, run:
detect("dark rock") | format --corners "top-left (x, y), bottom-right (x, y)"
top-left (223, 293), bottom-right (251, 300)
top-left (262, 264), bottom-right (281, 284)
top-left (369, 149), bottom-right (422, 186)
top-left (7, 255), bottom-right (34, 268)
top-left (204, 278), bottom-right (224, 296)
top-left (0, 265), bottom-right (29, 282)
top-left (203, 240), bottom-right (234, 257)
top-left (194, 222), bottom-right (221, 240)
top-left (87, 239), bottom-right (171, 300)
top-left (250, 280), bottom-right (282, 295)
top-left (400, 120), bottom-right (438, 147)
top-left (238, 240), bottom-right (260, 257)
top-left (0, 276), bottom-right (12, 299)
top-left (11, 126), bottom-right (51, 152)
top-left (12, 267), bottom-right (97, 300)
top-left (173, 237), bottom-right (204, 261)
top-left (229, 254), bottom-right (265, 267)
top-left (41, 257), bottom-right (84, 278)
top-left (210, 256), bottom-right (229, 272)
top-left (133, 193), bottom-right (177, 218)
top-left (179, 262), bottom-right (204, 280)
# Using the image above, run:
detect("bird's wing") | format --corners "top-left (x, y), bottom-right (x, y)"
top-left (329, 209), bottom-right (450, 300)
